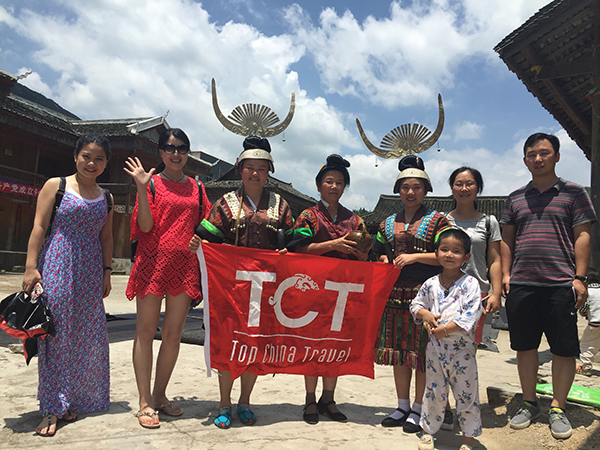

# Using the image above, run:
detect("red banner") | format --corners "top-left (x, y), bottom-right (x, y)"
top-left (198, 243), bottom-right (399, 380)
top-left (0, 180), bottom-right (41, 197)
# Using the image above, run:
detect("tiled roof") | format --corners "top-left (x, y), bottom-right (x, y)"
top-left (72, 118), bottom-right (160, 137)
top-left (495, 0), bottom-right (575, 51)
top-left (0, 68), bottom-right (17, 81)
top-left (494, 0), bottom-right (595, 159)
top-left (1, 90), bottom-right (211, 177)
top-left (0, 93), bottom-right (77, 134)
top-left (11, 83), bottom-right (80, 119)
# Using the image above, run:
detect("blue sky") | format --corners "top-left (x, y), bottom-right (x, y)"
top-left (0, 0), bottom-right (591, 210)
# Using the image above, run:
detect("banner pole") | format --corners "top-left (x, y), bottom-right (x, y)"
top-left (197, 243), bottom-right (212, 377)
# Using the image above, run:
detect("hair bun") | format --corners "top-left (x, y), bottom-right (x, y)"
top-left (398, 154), bottom-right (424, 172)
top-left (326, 154), bottom-right (350, 169)
top-left (243, 136), bottom-right (271, 153)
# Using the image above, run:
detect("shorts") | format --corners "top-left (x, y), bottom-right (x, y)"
top-left (505, 284), bottom-right (578, 357)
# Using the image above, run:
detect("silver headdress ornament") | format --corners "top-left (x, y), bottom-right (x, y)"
top-left (211, 78), bottom-right (295, 138)
top-left (356, 94), bottom-right (444, 159)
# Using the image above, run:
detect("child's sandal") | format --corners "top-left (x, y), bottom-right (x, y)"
top-left (418, 434), bottom-right (435, 450)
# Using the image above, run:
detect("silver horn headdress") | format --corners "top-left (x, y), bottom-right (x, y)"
top-left (356, 94), bottom-right (444, 159)
top-left (211, 78), bottom-right (295, 138)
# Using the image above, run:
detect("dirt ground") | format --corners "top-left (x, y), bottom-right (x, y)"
top-left (1, 273), bottom-right (599, 449)
top-left (479, 397), bottom-right (600, 450)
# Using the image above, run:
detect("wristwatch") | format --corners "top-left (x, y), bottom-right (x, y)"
top-left (574, 275), bottom-right (588, 283)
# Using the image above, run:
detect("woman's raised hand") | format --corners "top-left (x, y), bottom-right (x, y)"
top-left (124, 157), bottom-right (155, 188)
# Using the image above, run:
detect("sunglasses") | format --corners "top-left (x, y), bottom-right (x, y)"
top-left (161, 144), bottom-right (190, 154)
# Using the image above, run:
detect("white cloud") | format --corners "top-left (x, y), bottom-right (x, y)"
top-left (283, 0), bottom-right (549, 107)
top-left (422, 128), bottom-right (591, 200)
top-left (1, 0), bottom-right (589, 214)
top-left (453, 121), bottom-right (484, 141)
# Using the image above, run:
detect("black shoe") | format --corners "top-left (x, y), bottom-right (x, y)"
top-left (402, 411), bottom-right (422, 434)
top-left (303, 401), bottom-right (319, 425)
top-left (381, 407), bottom-right (410, 427)
top-left (317, 398), bottom-right (348, 422)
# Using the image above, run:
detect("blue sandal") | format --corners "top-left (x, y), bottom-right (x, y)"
top-left (236, 404), bottom-right (256, 425)
top-left (214, 406), bottom-right (232, 429)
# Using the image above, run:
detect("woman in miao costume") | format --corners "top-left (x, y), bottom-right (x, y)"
top-left (372, 155), bottom-right (450, 433)
top-left (191, 136), bottom-right (294, 429)
top-left (288, 154), bottom-right (370, 424)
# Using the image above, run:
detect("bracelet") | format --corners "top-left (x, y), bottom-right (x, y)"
top-left (444, 324), bottom-right (448, 337)
top-left (103, 267), bottom-right (112, 272)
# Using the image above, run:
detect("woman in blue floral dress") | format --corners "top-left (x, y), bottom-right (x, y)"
top-left (22, 135), bottom-right (114, 437)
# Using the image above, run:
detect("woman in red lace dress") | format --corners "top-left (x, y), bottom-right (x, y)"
top-left (124, 128), bottom-right (211, 429)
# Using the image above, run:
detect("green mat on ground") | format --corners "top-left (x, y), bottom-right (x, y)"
top-left (536, 384), bottom-right (600, 408)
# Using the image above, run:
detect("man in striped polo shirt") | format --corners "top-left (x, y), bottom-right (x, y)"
top-left (500, 132), bottom-right (597, 440)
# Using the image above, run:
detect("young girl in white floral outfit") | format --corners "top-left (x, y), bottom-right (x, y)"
top-left (410, 228), bottom-right (482, 450)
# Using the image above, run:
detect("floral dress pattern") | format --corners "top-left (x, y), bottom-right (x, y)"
top-left (410, 274), bottom-right (483, 438)
top-left (37, 186), bottom-right (110, 415)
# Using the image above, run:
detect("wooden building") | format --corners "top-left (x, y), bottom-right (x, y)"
top-left (494, 0), bottom-right (600, 268)
top-left (0, 69), bottom-right (212, 270)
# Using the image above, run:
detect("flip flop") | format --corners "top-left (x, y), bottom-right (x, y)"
top-left (156, 401), bottom-right (183, 417)
top-left (62, 410), bottom-right (77, 423)
top-left (35, 413), bottom-right (57, 437)
top-left (135, 410), bottom-right (160, 429)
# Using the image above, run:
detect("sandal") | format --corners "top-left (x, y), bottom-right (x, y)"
top-left (303, 401), bottom-right (319, 425)
top-left (35, 413), bottom-right (57, 437)
top-left (214, 406), bottom-right (232, 429)
top-left (135, 410), bottom-right (160, 429)
top-left (418, 434), bottom-right (435, 450)
top-left (576, 365), bottom-right (592, 377)
top-left (62, 410), bottom-right (77, 423)
top-left (156, 401), bottom-right (183, 417)
top-left (236, 404), bottom-right (256, 425)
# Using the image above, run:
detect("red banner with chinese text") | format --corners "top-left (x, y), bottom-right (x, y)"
top-left (198, 243), bottom-right (399, 380)
top-left (0, 180), bottom-right (41, 197)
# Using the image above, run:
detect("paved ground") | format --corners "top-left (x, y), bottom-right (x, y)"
top-left (0, 273), bottom-right (598, 450)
